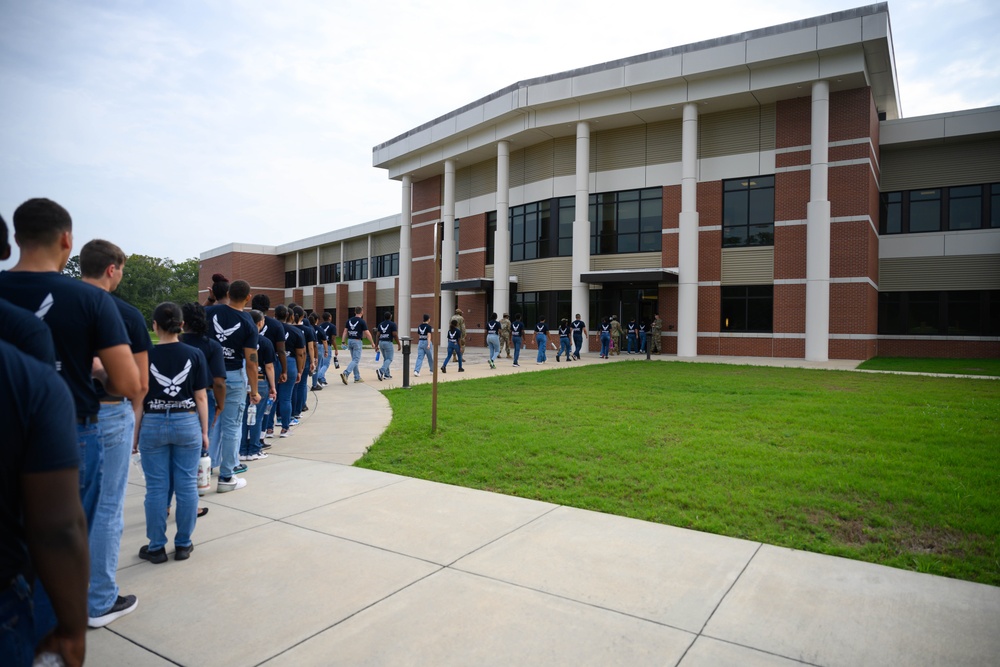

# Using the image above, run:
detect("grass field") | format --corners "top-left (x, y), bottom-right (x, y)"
top-left (356, 362), bottom-right (1000, 585)
top-left (857, 357), bottom-right (1000, 377)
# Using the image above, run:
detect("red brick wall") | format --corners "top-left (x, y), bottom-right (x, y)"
top-left (336, 284), bottom-right (349, 330)
top-left (413, 176), bottom-right (442, 211)
top-left (456, 293), bottom-right (488, 346)
top-left (876, 339), bottom-right (1000, 358)
top-left (661, 185), bottom-right (680, 269)
top-left (198, 251), bottom-right (285, 304)
top-left (362, 282), bottom-right (376, 324)
top-left (313, 286), bottom-right (325, 314)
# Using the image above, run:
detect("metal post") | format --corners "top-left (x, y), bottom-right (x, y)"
top-left (431, 222), bottom-right (442, 434)
top-left (401, 336), bottom-right (411, 389)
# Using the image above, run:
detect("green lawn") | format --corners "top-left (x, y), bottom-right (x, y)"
top-left (858, 357), bottom-right (1000, 377)
top-left (356, 362), bottom-right (1000, 585)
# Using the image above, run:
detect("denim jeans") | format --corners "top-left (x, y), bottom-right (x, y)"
top-left (293, 359), bottom-right (310, 416)
top-left (627, 333), bottom-right (638, 353)
top-left (33, 420), bottom-right (103, 641)
top-left (573, 333), bottom-right (583, 358)
top-left (314, 346), bottom-right (329, 386)
top-left (211, 369), bottom-right (247, 478)
top-left (344, 339), bottom-right (363, 380)
top-left (536, 334), bottom-right (547, 363)
top-left (600, 332), bottom-right (611, 357)
top-left (487, 334), bottom-right (500, 362)
top-left (139, 411), bottom-right (202, 551)
top-left (241, 378), bottom-right (269, 456)
top-left (442, 340), bottom-right (462, 369)
top-left (277, 355), bottom-right (298, 431)
top-left (379, 340), bottom-right (394, 377)
top-left (89, 400), bottom-right (134, 617)
top-left (513, 337), bottom-right (522, 365)
top-left (413, 339), bottom-right (432, 373)
top-left (558, 336), bottom-right (572, 358)
top-left (1, 575), bottom-right (35, 667)
top-left (640, 331), bottom-right (647, 352)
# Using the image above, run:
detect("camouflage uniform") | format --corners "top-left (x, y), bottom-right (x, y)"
top-left (499, 314), bottom-right (512, 358)
top-left (453, 309), bottom-right (466, 356)
top-left (609, 317), bottom-right (623, 356)
top-left (651, 315), bottom-right (663, 354)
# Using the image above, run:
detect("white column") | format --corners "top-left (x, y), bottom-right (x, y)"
top-left (440, 159), bottom-right (457, 333)
top-left (398, 175), bottom-right (412, 335)
top-left (806, 81), bottom-right (831, 362)
top-left (572, 122), bottom-right (591, 344)
top-left (677, 103), bottom-right (700, 358)
top-left (493, 142), bottom-right (511, 317)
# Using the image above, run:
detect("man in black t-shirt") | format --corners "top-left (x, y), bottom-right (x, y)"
top-left (205, 280), bottom-right (259, 492)
top-left (375, 311), bottom-right (399, 381)
top-left (317, 311), bottom-right (338, 384)
top-left (80, 239), bottom-right (150, 628)
top-left (251, 294), bottom-right (286, 438)
top-left (340, 306), bottom-right (374, 384)
top-left (0, 199), bottom-right (141, 641)
top-left (0, 215), bottom-right (55, 364)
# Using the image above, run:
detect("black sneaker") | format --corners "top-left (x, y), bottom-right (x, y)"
top-left (441, 366), bottom-right (446, 374)
top-left (376, 369), bottom-right (383, 381)
top-left (139, 545), bottom-right (167, 564)
top-left (175, 544), bottom-right (194, 561)
top-left (233, 463), bottom-right (248, 474)
top-left (88, 594), bottom-right (138, 628)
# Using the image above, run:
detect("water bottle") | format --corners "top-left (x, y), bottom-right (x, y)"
top-left (375, 349), bottom-right (380, 362)
top-left (334, 356), bottom-right (340, 369)
top-left (263, 397), bottom-right (274, 416)
top-left (197, 452), bottom-right (212, 496)
top-left (247, 403), bottom-right (256, 426)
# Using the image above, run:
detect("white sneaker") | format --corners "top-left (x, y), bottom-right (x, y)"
top-left (413, 371), bottom-right (419, 377)
top-left (239, 454), bottom-right (251, 461)
top-left (217, 475), bottom-right (247, 493)
top-left (249, 451), bottom-right (269, 460)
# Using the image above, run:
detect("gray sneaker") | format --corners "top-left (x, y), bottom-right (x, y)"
top-left (88, 594), bottom-right (138, 628)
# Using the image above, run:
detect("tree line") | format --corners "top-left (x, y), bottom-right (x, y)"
top-left (64, 254), bottom-right (199, 326)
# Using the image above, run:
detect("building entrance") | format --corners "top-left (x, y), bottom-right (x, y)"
top-left (589, 286), bottom-right (658, 329)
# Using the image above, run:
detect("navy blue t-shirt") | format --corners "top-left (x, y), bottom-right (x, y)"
top-left (571, 319), bottom-right (586, 335)
top-left (486, 320), bottom-right (500, 335)
top-left (559, 324), bottom-right (571, 337)
top-left (511, 322), bottom-right (525, 339)
top-left (344, 316), bottom-right (368, 341)
top-left (627, 322), bottom-right (637, 334)
top-left (0, 340), bottom-right (79, 582)
top-left (417, 323), bottom-right (432, 341)
top-left (145, 342), bottom-right (210, 413)
top-left (180, 333), bottom-right (226, 381)
top-left (205, 304), bottom-right (258, 371)
top-left (535, 322), bottom-right (549, 336)
top-left (297, 322), bottom-right (316, 363)
top-left (261, 316), bottom-right (285, 353)
top-left (96, 295), bottom-right (153, 400)
top-left (284, 324), bottom-right (306, 358)
top-left (256, 335), bottom-right (275, 380)
top-left (0, 270), bottom-right (130, 418)
top-left (0, 297), bottom-right (55, 365)
top-left (447, 328), bottom-right (461, 343)
top-left (377, 320), bottom-right (397, 342)
top-left (319, 321), bottom-right (336, 343)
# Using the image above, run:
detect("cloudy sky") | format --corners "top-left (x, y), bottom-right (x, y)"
top-left (2, 0), bottom-right (998, 267)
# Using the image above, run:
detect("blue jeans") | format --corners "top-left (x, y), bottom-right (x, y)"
top-left (413, 339), bottom-right (432, 373)
top-left (89, 400), bottom-right (134, 617)
top-left (573, 333), bottom-right (583, 358)
top-left (379, 340), bottom-right (395, 377)
top-left (1, 575), bottom-right (34, 667)
top-left (559, 337), bottom-right (572, 358)
top-left (240, 378), bottom-right (269, 456)
top-left (277, 356), bottom-right (298, 431)
top-left (344, 339), bottom-right (363, 380)
top-left (211, 369), bottom-right (246, 478)
top-left (513, 337), bottom-right (522, 364)
top-left (442, 340), bottom-right (462, 369)
top-left (627, 333), bottom-right (637, 353)
top-left (536, 334), bottom-right (547, 362)
top-left (487, 334), bottom-right (500, 362)
top-left (33, 420), bottom-right (103, 641)
top-left (139, 411), bottom-right (202, 551)
top-left (314, 347), bottom-right (329, 386)
top-left (600, 332), bottom-right (611, 357)
top-left (293, 358), bottom-right (310, 416)
top-left (640, 332), bottom-right (647, 352)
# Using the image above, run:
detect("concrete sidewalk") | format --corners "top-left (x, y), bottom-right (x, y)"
top-left (87, 350), bottom-right (1000, 666)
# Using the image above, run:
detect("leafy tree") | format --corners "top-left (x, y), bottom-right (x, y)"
top-left (115, 255), bottom-right (199, 324)
top-left (63, 254), bottom-right (81, 278)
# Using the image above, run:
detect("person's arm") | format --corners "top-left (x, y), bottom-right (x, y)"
top-left (274, 340), bottom-right (287, 384)
top-left (265, 362), bottom-right (276, 401)
top-left (130, 349), bottom-right (149, 445)
top-left (211, 377), bottom-right (226, 424)
top-left (24, 468), bottom-right (89, 667)
top-left (295, 347), bottom-right (306, 382)
top-left (309, 340), bottom-right (318, 373)
top-left (243, 347), bottom-right (260, 404)
top-left (365, 330), bottom-right (375, 347)
top-left (97, 343), bottom-right (142, 401)
top-left (195, 388), bottom-right (209, 453)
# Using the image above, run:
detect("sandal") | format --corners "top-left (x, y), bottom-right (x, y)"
top-left (197, 507), bottom-right (209, 518)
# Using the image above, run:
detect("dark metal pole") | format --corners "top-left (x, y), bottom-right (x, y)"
top-left (431, 222), bottom-right (442, 434)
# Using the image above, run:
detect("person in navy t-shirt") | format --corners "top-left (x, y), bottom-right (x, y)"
top-left (485, 313), bottom-right (501, 369)
top-left (510, 313), bottom-right (525, 367)
top-left (340, 306), bottom-right (374, 384)
top-left (375, 311), bottom-right (399, 381)
top-left (250, 294), bottom-right (286, 437)
top-left (571, 314), bottom-right (588, 360)
top-left (276, 304), bottom-right (306, 437)
top-left (0, 215), bottom-right (54, 364)
top-left (205, 279), bottom-right (258, 491)
top-left (413, 313), bottom-right (433, 377)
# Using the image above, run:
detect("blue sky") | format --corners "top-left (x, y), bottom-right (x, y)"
top-left (1, 0), bottom-right (998, 266)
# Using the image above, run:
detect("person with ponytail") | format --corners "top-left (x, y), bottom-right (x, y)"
top-left (136, 303), bottom-right (210, 564)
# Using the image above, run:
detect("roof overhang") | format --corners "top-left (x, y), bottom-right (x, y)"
top-left (581, 268), bottom-right (679, 284)
top-left (441, 278), bottom-right (493, 291)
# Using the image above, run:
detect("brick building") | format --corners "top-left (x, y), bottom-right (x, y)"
top-left (201, 3), bottom-right (1000, 359)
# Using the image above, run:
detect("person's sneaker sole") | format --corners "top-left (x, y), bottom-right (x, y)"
top-left (217, 476), bottom-right (247, 493)
top-left (138, 545), bottom-right (167, 564)
top-left (376, 369), bottom-right (383, 381)
top-left (174, 544), bottom-right (194, 561)
top-left (280, 430), bottom-right (290, 438)
top-left (341, 372), bottom-right (348, 385)
top-left (88, 594), bottom-right (138, 628)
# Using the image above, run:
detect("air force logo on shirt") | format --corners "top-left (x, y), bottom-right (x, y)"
top-left (150, 360), bottom-right (192, 397)
top-left (213, 315), bottom-right (241, 342)
top-left (35, 293), bottom-right (54, 320)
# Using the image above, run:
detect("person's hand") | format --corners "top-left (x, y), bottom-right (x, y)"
top-left (269, 389), bottom-right (277, 401)
top-left (250, 392), bottom-right (261, 405)
top-left (202, 433), bottom-right (209, 451)
top-left (37, 628), bottom-right (86, 667)
top-left (279, 372), bottom-right (287, 384)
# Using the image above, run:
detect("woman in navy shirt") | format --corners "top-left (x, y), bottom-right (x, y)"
top-left (137, 303), bottom-right (209, 564)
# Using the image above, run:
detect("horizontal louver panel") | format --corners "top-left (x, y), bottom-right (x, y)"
top-left (524, 141), bottom-right (554, 184)
top-left (721, 247), bottom-right (774, 285)
top-left (594, 126), bottom-right (646, 172)
top-left (298, 251), bottom-right (317, 269)
top-left (879, 254), bottom-right (1000, 291)
top-left (647, 120), bottom-right (682, 165)
top-left (372, 233), bottom-right (399, 256)
top-left (759, 103), bottom-right (776, 151)
top-left (284, 254), bottom-right (296, 271)
top-left (471, 158), bottom-right (497, 199)
top-left (509, 149), bottom-right (525, 189)
top-left (376, 288), bottom-right (395, 304)
top-left (456, 166), bottom-right (472, 201)
top-left (302, 294), bottom-right (313, 310)
top-left (512, 257), bottom-right (573, 291)
top-left (700, 107), bottom-right (764, 159)
top-left (881, 139), bottom-right (1000, 191)
top-left (590, 253), bottom-right (662, 270)
top-left (345, 238), bottom-right (368, 261)
top-left (320, 244), bottom-right (340, 265)
top-left (554, 136), bottom-right (576, 176)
